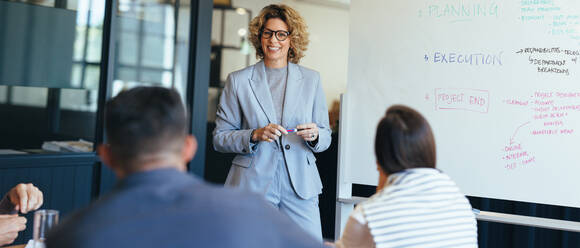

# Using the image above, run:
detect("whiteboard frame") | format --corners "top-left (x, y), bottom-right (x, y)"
top-left (335, 93), bottom-right (353, 239)
top-left (337, 197), bottom-right (580, 234)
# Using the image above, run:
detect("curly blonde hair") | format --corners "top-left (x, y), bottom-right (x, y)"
top-left (248, 4), bottom-right (309, 64)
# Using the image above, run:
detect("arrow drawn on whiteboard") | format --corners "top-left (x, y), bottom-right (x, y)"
top-left (510, 121), bottom-right (531, 145)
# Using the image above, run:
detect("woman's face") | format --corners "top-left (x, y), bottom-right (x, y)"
top-left (261, 18), bottom-right (291, 65)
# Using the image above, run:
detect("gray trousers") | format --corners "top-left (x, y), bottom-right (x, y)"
top-left (265, 152), bottom-right (322, 242)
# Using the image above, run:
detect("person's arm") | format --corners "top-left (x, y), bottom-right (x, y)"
top-left (213, 73), bottom-right (257, 155)
top-left (0, 196), bottom-right (14, 215)
top-left (0, 183), bottom-right (43, 214)
top-left (334, 206), bottom-right (375, 248)
top-left (0, 215), bottom-right (27, 246)
top-left (305, 72), bottom-right (331, 153)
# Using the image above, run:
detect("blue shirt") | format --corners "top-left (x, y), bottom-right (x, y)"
top-left (47, 168), bottom-right (323, 248)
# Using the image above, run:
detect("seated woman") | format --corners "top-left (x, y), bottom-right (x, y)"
top-left (335, 105), bottom-right (477, 248)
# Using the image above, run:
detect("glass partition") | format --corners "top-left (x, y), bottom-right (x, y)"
top-left (0, 0), bottom-right (105, 153)
top-left (0, 0), bottom-right (192, 154)
top-left (110, 0), bottom-right (191, 101)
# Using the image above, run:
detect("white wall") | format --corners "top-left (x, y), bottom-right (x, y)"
top-left (230, 0), bottom-right (349, 108)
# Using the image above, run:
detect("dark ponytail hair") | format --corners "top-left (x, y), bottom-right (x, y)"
top-left (374, 105), bottom-right (436, 174)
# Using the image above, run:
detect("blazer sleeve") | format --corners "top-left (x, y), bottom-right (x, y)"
top-left (307, 72), bottom-right (331, 153)
top-left (212, 73), bottom-right (256, 155)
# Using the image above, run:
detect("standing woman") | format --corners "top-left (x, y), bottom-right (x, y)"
top-left (213, 4), bottom-right (330, 241)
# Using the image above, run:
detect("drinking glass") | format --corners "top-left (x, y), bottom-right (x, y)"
top-left (33, 209), bottom-right (59, 247)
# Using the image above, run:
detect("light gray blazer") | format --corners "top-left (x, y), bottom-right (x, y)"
top-left (213, 61), bottom-right (331, 199)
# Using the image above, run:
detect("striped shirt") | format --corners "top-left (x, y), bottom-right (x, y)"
top-left (342, 168), bottom-right (477, 248)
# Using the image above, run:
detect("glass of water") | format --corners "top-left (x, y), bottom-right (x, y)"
top-left (33, 209), bottom-right (59, 247)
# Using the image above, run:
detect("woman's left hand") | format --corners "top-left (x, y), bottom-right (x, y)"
top-left (7, 183), bottom-right (43, 214)
top-left (296, 123), bottom-right (319, 142)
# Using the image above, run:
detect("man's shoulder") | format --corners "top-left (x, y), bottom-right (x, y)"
top-left (57, 179), bottom-right (268, 222)
top-left (47, 180), bottom-right (322, 248)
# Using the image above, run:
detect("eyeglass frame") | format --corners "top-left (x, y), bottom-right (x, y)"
top-left (261, 28), bottom-right (291, 41)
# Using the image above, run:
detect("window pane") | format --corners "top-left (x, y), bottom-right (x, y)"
top-left (10, 87), bottom-right (48, 107)
top-left (141, 36), bottom-right (174, 69)
top-left (73, 26), bottom-right (87, 61)
top-left (118, 32), bottom-right (139, 65)
top-left (0, 86), bottom-right (6, 103)
top-left (84, 65), bottom-right (101, 90)
top-left (175, 5), bottom-right (191, 103)
top-left (142, 5), bottom-right (167, 36)
top-left (86, 27), bottom-right (103, 62)
top-left (140, 69), bottom-right (166, 86)
top-left (25, 0), bottom-right (54, 7)
top-left (117, 67), bottom-right (138, 82)
top-left (60, 88), bottom-right (97, 112)
top-left (0, 0), bottom-right (105, 153)
top-left (119, 14), bottom-right (139, 32)
top-left (71, 64), bottom-right (83, 88)
top-left (111, 0), bottom-right (190, 98)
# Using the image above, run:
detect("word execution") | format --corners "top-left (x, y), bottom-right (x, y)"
top-left (424, 51), bottom-right (503, 66)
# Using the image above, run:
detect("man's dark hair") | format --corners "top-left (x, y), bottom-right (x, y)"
top-left (374, 105), bottom-right (436, 174)
top-left (104, 87), bottom-right (188, 165)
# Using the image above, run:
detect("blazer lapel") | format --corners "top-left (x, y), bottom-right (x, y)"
top-left (282, 62), bottom-right (304, 127)
top-left (249, 61), bottom-right (277, 124)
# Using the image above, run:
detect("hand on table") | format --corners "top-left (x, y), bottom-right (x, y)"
top-left (0, 215), bottom-right (26, 246)
top-left (7, 184), bottom-right (43, 214)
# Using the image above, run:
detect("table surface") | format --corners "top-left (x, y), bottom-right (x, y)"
top-left (5, 244), bottom-right (25, 248)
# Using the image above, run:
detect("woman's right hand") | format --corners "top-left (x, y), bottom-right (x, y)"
top-left (252, 124), bottom-right (288, 143)
top-left (0, 215), bottom-right (26, 246)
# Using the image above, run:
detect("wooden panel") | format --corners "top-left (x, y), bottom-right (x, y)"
top-left (213, 0), bottom-right (230, 7)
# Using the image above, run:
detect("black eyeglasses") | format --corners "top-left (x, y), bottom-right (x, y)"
top-left (261, 29), bottom-right (290, 41)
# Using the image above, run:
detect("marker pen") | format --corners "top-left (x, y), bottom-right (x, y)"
top-left (286, 128), bottom-right (304, 133)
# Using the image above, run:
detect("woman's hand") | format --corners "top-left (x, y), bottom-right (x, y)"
top-left (7, 183), bottom-right (43, 214)
top-left (296, 123), bottom-right (319, 142)
top-left (252, 124), bottom-right (288, 143)
top-left (0, 215), bottom-right (26, 246)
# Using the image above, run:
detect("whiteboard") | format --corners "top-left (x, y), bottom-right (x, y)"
top-left (343, 0), bottom-right (580, 208)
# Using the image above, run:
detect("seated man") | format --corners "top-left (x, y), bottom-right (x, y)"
top-left (47, 87), bottom-right (323, 248)
top-left (0, 183), bottom-right (44, 246)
